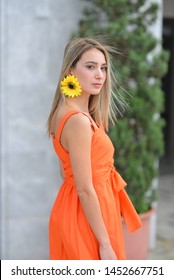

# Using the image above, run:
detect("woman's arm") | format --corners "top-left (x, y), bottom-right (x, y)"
top-left (63, 113), bottom-right (117, 260)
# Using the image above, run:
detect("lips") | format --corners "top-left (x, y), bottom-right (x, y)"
top-left (92, 83), bottom-right (102, 88)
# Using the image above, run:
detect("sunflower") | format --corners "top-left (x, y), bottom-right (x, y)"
top-left (60, 75), bottom-right (82, 98)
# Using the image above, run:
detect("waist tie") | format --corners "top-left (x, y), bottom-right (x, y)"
top-left (110, 166), bottom-right (142, 232)
top-left (63, 163), bottom-right (142, 232)
top-left (93, 164), bottom-right (142, 232)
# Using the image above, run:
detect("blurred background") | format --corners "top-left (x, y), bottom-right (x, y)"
top-left (0, 0), bottom-right (173, 259)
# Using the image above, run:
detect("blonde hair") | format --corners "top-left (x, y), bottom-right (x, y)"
top-left (47, 37), bottom-right (126, 135)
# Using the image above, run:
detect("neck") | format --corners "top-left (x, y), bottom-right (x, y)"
top-left (65, 95), bottom-right (90, 113)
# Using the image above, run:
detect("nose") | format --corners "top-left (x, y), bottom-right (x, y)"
top-left (95, 68), bottom-right (104, 79)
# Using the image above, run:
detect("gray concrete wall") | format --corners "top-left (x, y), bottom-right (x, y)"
top-left (0, 0), bottom-right (86, 259)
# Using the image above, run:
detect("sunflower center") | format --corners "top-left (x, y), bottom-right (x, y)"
top-left (68, 83), bottom-right (75, 89)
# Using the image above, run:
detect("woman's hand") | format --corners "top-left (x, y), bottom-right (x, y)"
top-left (99, 243), bottom-right (117, 260)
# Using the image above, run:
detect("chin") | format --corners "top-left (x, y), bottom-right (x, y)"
top-left (90, 90), bottom-right (101, 96)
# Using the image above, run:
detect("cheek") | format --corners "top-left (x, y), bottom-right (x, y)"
top-left (76, 72), bottom-right (91, 85)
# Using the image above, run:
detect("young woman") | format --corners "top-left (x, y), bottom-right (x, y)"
top-left (47, 37), bottom-right (142, 260)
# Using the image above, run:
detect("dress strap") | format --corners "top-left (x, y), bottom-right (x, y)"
top-left (80, 112), bottom-right (98, 132)
top-left (52, 110), bottom-right (98, 143)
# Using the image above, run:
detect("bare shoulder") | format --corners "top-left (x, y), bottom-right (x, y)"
top-left (64, 112), bottom-right (91, 134)
top-left (51, 104), bottom-right (92, 139)
top-left (64, 113), bottom-right (93, 155)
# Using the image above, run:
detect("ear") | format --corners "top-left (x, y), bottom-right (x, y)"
top-left (68, 67), bottom-right (74, 75)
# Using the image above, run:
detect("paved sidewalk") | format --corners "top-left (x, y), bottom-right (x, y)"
top-left (148, 173), bottom-right (174, 259)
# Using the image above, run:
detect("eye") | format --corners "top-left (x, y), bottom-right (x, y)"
top-left (86, 65), bottom-right (94, 69)
top-left (101, 66), bottom-right (107, 71)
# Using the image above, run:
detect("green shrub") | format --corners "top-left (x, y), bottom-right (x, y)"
top-left (74, 0), bottom-right (169, 213)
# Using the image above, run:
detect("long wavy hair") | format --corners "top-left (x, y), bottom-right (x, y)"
top-left (47, 37), bottom-right (126, 135)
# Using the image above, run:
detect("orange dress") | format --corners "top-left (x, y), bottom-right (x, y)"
top-left (49, 110), bottom-right (142, 260)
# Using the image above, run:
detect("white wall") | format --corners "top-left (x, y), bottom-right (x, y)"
top-left (0, 0), bottom-right (86, 260)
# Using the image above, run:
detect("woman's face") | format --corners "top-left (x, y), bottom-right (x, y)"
top-left (70, 48), bottom-right (107, 96)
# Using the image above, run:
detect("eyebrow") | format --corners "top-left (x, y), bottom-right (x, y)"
top-left (85, 61), bottom-right (107, 66)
